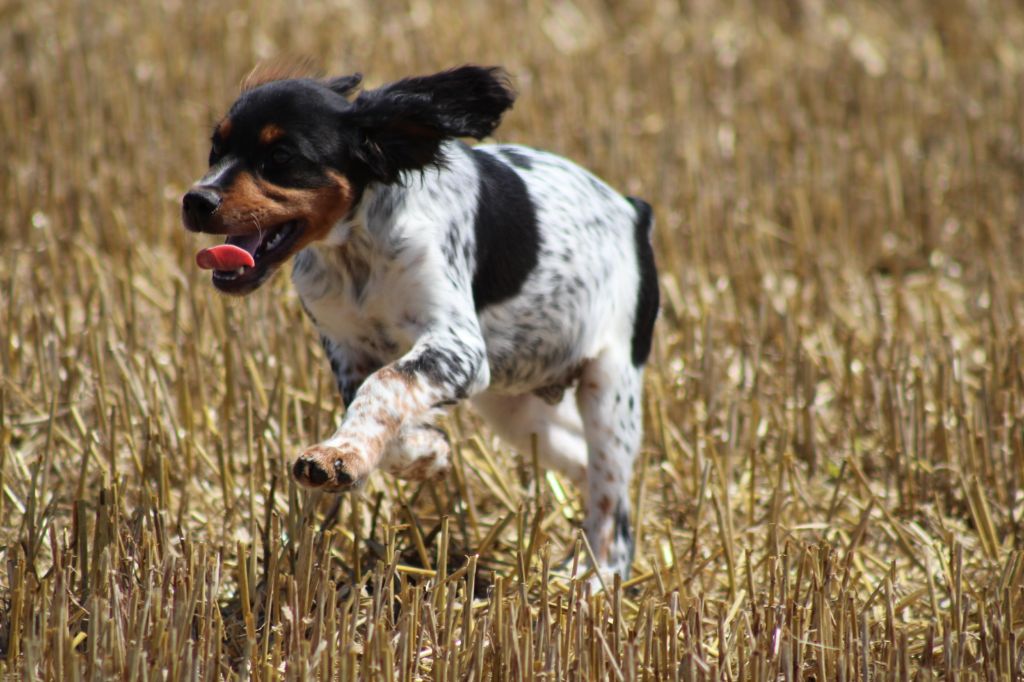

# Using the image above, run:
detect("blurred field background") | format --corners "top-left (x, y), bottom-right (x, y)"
top-left (3, 0), bottom-right (1024, 678)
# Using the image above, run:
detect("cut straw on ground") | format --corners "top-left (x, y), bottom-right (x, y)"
top-left (3, 0), bottom-right (1024, 678)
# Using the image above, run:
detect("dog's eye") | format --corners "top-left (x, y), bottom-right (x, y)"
top-left (270, 149), bottom-right (292, 166)
top-left (209, 143), bottom-right (223, 165)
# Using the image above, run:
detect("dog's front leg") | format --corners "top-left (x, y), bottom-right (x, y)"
top-left (292, 328), bottom-right (488, 491)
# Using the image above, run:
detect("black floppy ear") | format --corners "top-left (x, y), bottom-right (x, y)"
top-left (325, 73), bottom-right (362, 98)
top-left (365, 65), bottom-right (516, 139)
top-left (342, 65), bottom-right (516, 183)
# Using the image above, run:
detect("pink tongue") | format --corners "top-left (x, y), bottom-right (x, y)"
top-left (196, 244), bottom-right (256, 271)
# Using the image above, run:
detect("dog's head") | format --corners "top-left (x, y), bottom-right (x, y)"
top-left (182, 64), bottom-right (516, 295)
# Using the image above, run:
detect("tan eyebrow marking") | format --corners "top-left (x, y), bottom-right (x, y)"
top-left (216, 117), bottom-right (232, 140)
top-left (259, 124), bottom-right (285, 145)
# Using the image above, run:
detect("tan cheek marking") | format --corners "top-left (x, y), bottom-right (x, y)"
top-left (301, 171), bottom-right (355, 239)
top-left (217, 172), bottom-right (283, 228)
top-left (256, 171), bottom-right (354, 249)
top-left (211, 163), bottom-right (355, 238)
top-left (216, 171), bottom-right (354, 237)
top-left (259, 124), bottom-right (284, 145)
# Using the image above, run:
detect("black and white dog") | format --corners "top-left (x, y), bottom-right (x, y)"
top-left (182, 65), bottom-right (658, 578)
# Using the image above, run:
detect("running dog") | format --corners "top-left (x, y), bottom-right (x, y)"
top-left (182, 65), bottom-right (658, 578)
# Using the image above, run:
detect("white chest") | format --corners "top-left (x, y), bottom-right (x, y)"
top-left (292, 247), bottom-right (426, 361)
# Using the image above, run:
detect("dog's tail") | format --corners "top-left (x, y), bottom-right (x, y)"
top-left (627, 196), bottom-right (654, 239)
top-left (626, 196), bottom-right (659, 367)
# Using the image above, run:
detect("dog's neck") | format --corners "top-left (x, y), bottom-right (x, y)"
top-left (300, 221), bottom-right (372, 294)
top-left (293, 179), bottom-right (407, 302)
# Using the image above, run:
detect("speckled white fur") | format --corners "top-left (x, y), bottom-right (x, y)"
top-left (292, 140), bottom-right (656, 579)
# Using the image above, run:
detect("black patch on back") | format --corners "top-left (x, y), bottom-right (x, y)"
top-left (470, 150), bottom-right (539, 310)
top-left (499, 147), bottom-right (534, 170)
top-left (627, 197), bottom-right (659, 367)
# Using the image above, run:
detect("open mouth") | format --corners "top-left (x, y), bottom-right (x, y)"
top-left (196, 220), bottom-right (304, 294)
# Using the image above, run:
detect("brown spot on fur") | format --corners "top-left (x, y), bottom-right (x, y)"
top-left (394, 454), bottom-right (448, 481)
top-left (241, 59), bottom-right (318, 91)
top-left (378, 365), bottom-right (415, 385)
top-left (259, 124), bottom-right (285, 145)
top-left (342, 368), bottom-right (428, 445)
top-left (381, 426), bottom-right (451, 480)
top-left (533, 384), bottom-right (565, 405)
top-left (533, 363), bottom-right (585, 405)
top-left (599, 527), bottom-right (614, 562)
top-left (598, 496), bottom-right (612, 514)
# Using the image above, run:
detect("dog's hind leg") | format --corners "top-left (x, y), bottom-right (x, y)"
top-left (575, 351), bottom-right (644, 580)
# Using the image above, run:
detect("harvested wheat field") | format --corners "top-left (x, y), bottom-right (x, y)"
top-left (3, 0), bottom-right (1024, 678)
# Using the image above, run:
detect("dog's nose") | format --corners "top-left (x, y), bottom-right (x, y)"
top-left (182, 187), bottom-right (221, 229)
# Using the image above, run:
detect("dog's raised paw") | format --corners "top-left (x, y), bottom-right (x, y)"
top-left (293, 444), bottom-right (366, 491)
